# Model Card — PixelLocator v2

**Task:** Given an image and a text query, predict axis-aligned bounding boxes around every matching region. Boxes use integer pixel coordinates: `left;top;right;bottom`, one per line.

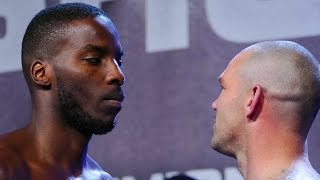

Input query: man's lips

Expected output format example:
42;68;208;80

103;99;123;107
101;91;125;109
102;89;125;102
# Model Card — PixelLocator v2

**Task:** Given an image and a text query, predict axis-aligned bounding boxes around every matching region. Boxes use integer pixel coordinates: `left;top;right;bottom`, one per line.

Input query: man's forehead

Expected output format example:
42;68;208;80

64;16;120;45
94;15;118;36
65;16;118;37
231;49;253;66
218;49;253;82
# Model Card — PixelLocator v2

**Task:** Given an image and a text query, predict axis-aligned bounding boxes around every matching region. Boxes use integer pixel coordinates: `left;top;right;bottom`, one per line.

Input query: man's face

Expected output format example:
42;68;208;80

52;16;125;136
211;51;250;157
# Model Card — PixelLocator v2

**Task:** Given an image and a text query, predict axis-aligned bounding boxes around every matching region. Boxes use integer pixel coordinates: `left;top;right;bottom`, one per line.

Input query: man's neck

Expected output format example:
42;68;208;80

239;129;306;180
24;114;91;175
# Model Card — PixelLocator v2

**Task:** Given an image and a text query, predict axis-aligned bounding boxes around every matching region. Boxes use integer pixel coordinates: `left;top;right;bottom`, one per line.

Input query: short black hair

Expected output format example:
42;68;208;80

21;3;109;84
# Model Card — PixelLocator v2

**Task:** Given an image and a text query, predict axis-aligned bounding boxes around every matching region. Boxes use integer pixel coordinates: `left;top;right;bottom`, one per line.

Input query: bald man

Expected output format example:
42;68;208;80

211;41;320;180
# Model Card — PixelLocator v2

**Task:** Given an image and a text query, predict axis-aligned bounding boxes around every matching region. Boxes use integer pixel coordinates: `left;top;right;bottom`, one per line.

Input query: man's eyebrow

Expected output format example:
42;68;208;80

81;44;124;58
80;44;108;53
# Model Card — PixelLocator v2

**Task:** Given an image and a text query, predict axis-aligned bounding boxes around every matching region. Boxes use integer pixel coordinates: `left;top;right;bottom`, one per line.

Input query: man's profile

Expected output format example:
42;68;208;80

211;41;320;180
0;3;124;179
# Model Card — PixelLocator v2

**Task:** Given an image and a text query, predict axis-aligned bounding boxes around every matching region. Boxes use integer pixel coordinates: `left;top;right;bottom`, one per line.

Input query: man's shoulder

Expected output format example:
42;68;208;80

0;146;23;179
0;132;23;161
0;134;30;179
0;156;10;180
0;142;20;164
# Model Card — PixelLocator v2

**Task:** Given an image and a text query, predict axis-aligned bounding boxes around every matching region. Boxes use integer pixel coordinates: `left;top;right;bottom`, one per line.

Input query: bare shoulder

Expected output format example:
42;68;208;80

0;152;10;180
0;133;30;179
0;146;21;179
79;155;112;180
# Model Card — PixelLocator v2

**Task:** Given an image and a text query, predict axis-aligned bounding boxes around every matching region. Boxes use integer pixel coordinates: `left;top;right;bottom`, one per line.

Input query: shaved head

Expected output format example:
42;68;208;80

237;41;320;134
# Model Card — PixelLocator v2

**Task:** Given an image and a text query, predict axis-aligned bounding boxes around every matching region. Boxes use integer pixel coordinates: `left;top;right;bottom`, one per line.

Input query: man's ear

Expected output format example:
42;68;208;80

245;85;262;120
30;60;51;89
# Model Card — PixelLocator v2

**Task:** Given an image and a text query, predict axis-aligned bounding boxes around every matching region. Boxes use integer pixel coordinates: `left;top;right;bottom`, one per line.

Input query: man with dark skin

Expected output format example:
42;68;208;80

211;41;320;180
0;3;124;179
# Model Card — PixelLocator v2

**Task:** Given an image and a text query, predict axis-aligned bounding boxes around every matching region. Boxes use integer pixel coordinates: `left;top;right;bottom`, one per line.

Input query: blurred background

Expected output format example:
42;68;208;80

0;0;320;179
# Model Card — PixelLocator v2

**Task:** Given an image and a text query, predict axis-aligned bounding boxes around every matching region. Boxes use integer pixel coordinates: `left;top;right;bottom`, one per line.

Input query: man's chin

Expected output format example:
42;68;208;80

91;125;115;135
88;119;116;135
210;137;219;151
211;138;236;158
66;117;117;136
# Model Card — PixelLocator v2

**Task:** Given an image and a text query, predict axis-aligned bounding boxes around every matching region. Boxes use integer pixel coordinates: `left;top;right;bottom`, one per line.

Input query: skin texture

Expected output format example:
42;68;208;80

211;41;320;180
0;15;124;179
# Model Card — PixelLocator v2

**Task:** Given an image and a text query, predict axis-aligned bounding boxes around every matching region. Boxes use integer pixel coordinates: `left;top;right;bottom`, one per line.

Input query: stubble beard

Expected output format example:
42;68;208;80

56;77;116;136
211;129;237;158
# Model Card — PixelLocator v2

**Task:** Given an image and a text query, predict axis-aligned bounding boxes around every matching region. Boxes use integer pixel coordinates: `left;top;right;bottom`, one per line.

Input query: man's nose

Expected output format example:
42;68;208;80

211;99;218;111
105;58;125;86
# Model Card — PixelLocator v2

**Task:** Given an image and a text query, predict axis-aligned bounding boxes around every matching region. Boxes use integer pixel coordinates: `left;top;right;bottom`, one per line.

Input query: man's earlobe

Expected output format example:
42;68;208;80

245;85;262;120
31;60;51;88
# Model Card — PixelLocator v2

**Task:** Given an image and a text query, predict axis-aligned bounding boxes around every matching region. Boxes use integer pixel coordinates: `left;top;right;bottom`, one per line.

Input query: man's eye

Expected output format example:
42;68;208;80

84;58;101;65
